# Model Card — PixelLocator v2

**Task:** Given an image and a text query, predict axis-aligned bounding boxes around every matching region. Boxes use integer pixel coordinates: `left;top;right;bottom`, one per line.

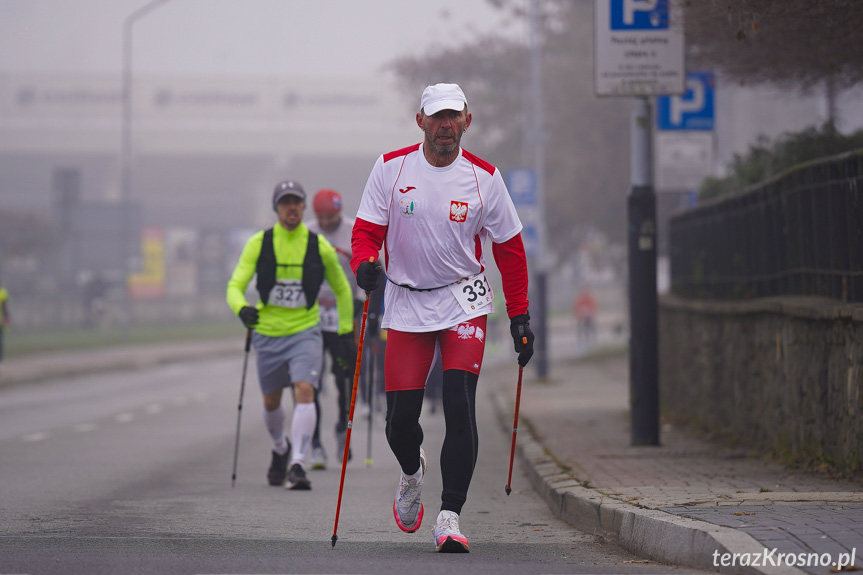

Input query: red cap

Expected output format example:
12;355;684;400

313;189;342;216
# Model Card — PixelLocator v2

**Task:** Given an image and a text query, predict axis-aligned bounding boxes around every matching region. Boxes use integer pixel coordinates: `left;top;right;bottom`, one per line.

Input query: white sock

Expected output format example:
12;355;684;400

404;464;423;483
290;402;317;467
263;406;288;454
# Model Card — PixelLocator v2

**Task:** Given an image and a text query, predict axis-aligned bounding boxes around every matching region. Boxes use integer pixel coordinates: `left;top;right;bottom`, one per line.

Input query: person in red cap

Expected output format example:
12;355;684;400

351;82;534;553
306;189;364;468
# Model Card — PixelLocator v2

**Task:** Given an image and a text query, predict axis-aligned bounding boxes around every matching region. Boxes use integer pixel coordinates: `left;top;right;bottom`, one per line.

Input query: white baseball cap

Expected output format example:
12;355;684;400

420;83;467;116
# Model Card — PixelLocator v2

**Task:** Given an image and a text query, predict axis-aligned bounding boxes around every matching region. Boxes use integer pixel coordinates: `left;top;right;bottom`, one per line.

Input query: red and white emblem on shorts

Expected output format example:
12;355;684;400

456;323;485;342
449;201;468;222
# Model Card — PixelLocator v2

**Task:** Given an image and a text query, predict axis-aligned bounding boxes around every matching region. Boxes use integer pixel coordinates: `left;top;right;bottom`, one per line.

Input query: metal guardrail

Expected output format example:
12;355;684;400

670;149;863;302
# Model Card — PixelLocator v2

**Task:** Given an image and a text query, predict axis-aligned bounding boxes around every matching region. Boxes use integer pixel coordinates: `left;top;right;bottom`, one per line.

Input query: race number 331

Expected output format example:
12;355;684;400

450;273;494;314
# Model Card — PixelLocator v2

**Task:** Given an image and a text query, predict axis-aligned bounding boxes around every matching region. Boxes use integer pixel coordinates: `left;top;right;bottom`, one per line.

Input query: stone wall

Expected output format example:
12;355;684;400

659;295;863;473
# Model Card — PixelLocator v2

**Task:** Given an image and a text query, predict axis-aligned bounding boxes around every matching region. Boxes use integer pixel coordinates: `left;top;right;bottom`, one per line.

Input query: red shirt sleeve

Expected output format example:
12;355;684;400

351;217;387;273
492;233;529;318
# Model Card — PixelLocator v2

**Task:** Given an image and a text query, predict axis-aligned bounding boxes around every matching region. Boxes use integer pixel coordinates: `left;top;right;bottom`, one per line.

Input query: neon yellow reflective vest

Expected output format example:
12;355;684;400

226;223;353;337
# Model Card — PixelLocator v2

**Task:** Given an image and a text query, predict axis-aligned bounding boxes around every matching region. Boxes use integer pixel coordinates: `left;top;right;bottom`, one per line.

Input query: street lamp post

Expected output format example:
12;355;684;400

120;0;172;327
528;0;549;379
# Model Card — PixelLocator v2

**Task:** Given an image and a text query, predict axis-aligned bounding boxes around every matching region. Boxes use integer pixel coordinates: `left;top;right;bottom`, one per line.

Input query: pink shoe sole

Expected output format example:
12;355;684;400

393;500;424;533
436;535;470;553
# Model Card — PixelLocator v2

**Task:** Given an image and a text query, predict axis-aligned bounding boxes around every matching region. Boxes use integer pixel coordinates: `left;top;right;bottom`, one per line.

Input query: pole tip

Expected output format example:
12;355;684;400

365;458;373;467
505;486;511;496
331;534;338;548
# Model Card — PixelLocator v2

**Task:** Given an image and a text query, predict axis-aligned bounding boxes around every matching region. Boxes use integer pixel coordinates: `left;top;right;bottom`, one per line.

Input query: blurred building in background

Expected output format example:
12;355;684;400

0;73;417;328
2;71;862;329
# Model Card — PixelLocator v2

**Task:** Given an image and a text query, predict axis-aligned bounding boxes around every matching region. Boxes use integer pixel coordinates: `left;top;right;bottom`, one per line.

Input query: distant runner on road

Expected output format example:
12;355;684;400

0;284;9;367
305;188;364;468
226;180;353;491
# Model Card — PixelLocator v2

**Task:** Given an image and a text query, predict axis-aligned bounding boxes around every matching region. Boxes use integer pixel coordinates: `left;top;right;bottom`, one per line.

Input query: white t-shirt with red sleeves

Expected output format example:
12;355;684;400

306;215;362;333
356;143;523;332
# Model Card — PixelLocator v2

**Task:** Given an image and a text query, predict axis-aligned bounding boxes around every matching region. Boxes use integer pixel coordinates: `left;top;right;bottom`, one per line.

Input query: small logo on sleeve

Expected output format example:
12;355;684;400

450;201;468;222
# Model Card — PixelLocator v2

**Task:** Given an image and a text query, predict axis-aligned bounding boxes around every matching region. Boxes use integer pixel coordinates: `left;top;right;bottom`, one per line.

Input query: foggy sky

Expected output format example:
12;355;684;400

0;0;521;78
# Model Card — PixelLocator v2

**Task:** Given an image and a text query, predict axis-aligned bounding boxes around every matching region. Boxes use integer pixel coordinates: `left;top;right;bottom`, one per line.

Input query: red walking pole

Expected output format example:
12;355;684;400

505;364;524;496
332;259;375;548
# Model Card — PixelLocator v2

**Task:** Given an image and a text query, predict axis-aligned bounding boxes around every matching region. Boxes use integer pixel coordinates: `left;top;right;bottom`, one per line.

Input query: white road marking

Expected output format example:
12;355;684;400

22;432;50;442
145;403;163;414
114;412;135;423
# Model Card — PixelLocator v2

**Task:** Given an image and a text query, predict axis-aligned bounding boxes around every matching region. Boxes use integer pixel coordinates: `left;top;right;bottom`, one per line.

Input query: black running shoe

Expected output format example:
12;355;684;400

286;463;311;490
267;439;291;486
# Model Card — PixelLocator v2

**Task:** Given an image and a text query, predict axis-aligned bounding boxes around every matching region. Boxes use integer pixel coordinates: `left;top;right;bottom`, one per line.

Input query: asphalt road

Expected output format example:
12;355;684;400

0;352;707;574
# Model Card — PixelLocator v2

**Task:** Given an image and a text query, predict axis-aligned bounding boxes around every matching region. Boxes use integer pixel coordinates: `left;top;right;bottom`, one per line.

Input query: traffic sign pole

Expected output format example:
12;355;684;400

629;96;659;446
595;0;681;447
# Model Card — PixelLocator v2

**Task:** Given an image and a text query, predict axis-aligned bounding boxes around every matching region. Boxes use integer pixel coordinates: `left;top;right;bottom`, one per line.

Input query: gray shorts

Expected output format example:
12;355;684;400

252;327;323;395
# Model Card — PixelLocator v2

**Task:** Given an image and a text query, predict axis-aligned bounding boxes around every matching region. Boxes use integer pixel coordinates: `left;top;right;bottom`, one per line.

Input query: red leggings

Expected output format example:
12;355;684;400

383;316;487;392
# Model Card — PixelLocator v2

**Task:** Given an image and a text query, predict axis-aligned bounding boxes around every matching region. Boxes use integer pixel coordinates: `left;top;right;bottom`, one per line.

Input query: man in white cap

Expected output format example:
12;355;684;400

350;83;535;552
227;180;354;491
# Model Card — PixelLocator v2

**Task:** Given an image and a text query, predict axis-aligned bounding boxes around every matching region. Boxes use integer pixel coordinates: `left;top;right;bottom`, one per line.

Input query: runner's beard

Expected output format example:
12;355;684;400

427;129;462;157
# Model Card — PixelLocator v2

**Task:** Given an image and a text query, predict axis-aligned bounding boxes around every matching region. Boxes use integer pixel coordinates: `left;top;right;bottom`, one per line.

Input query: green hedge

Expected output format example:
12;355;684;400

699;122;863;201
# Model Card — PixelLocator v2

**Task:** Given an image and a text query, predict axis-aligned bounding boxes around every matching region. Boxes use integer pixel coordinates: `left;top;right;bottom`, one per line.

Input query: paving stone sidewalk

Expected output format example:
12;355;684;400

486;351;862;575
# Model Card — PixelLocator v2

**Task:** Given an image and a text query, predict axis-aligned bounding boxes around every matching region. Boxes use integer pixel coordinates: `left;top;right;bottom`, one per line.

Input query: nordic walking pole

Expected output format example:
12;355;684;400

231;328;253;487
505;363;525;496
332;258;375;548
365;339;376;467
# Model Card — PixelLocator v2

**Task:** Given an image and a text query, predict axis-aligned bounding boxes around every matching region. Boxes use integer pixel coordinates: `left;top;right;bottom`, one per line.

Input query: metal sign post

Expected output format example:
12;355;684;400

595;0;685;446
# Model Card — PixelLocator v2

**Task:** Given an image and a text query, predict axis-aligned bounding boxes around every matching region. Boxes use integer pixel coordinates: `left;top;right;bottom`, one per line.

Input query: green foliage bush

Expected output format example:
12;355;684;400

699;122;863;201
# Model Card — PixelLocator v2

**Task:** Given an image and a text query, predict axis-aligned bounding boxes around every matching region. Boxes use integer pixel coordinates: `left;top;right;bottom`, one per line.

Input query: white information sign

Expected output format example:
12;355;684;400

594;0;685;97
655;131;714;192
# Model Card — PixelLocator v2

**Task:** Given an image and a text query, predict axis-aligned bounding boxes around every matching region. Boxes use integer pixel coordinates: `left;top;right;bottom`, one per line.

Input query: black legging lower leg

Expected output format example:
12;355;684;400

440;369;479;515
385;389;425;476
312;391;321;441
335;374;350;430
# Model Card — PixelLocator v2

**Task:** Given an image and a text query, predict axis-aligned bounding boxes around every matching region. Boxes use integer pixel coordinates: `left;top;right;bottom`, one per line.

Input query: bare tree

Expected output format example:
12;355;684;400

684;1;863;90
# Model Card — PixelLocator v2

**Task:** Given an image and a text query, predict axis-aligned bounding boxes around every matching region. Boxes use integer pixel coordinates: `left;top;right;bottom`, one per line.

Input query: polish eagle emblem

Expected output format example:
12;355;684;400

450;201;468;222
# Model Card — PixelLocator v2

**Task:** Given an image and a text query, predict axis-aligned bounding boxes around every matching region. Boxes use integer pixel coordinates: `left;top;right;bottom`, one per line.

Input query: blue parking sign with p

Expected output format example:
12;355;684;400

656;72;715;131
506;169;537;207
610;0;669;30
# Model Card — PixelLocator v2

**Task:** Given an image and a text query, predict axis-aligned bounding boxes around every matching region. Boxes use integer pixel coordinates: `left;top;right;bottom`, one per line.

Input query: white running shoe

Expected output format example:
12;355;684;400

433;510;470;553
309;441;327;470
392;447;427;533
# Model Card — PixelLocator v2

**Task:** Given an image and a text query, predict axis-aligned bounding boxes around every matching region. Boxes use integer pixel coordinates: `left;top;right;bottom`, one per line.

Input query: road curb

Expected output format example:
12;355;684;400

488;389;807;575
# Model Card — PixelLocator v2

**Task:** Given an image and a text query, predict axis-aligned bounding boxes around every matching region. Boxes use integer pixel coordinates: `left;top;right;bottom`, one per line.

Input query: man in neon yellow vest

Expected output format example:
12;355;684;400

227;180;354;490
0;285;8;366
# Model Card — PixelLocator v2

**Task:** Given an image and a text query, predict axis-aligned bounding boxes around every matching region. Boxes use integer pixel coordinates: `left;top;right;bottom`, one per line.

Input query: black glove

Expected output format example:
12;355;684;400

356;260;382;293
238;306;259;328
510;313;535;367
